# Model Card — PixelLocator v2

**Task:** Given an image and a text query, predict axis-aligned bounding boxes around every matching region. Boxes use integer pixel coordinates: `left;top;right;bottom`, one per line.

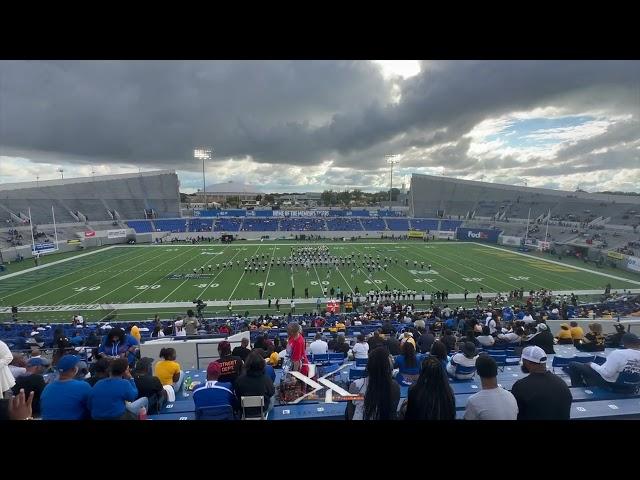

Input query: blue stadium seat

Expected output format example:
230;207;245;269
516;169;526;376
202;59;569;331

349;368;368;380
448;364;476;381
355;357;368;367
329;353;345;363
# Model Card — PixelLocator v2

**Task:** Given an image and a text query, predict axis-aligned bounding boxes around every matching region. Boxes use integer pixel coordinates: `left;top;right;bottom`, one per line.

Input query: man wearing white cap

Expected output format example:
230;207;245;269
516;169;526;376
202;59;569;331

484;312;496;335
511;346;572;420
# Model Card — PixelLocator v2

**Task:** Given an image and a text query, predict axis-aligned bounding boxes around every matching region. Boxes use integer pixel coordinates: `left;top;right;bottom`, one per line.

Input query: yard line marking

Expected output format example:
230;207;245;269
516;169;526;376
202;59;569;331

228;245;262;301
124;246;220;304
0;245;118;281
16;247;159;306
261;244;278;299
312;264;326;297
195;246;245;301
74;247;197;305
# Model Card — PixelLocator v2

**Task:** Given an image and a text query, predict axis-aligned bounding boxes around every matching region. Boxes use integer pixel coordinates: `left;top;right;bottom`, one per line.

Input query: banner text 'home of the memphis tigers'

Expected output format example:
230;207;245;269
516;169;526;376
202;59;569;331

456;228;501;243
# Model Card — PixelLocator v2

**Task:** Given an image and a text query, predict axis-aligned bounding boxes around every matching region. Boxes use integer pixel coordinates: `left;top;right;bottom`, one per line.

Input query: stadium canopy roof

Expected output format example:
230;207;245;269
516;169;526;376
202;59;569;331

0;169;176;192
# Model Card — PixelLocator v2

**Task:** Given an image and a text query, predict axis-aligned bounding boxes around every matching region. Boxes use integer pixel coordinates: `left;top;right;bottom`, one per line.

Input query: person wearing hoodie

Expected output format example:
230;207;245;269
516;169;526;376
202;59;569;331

555;323;574;344
234;350;275;417
98;327;139;366
525;323;555;354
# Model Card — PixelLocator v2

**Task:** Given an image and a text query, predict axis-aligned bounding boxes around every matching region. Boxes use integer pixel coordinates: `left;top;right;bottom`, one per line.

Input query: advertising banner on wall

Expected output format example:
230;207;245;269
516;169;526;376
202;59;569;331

107;229;127;239
84;230;96;238
607;251;625;260
456;228;501;243
627;256;640;272
500;235;522;246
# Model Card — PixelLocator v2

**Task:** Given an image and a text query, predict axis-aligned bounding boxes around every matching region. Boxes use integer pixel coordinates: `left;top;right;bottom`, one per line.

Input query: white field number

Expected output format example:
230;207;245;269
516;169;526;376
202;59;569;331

310;281;330;286
134;285;161;290
195;283;220;288
254;282;276;287
508;276;530;281
462;277;483;282
364;280;384;284
414;278;434;283
73;286;101;292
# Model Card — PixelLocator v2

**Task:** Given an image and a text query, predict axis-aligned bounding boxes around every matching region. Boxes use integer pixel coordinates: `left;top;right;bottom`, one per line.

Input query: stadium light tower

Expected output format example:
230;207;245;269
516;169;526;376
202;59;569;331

194;148;213;208
385;155;399;208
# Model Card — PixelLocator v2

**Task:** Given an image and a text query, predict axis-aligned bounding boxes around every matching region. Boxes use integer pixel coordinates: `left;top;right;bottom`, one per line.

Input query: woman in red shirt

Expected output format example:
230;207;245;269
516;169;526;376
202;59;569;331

287;322;309;376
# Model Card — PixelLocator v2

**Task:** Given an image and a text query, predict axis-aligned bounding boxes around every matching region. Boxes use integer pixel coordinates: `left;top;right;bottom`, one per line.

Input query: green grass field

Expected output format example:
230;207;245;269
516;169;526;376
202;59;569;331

1;240;639;323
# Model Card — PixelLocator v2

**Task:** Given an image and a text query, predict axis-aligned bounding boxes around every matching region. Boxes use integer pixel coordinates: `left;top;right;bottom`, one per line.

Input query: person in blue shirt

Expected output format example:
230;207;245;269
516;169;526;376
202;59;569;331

192;362;239;418
89;358;145;420
40;355;92;420
98;327;139;366
69;331;84;347
393;342;424;386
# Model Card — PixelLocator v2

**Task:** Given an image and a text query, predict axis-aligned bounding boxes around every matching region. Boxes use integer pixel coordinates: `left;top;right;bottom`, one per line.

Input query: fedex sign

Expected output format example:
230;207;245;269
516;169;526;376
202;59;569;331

456;228;501;243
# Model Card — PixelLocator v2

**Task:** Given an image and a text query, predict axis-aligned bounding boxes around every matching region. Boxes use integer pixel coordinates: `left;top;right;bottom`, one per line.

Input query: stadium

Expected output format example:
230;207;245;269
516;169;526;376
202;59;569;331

3;59;640;427
1;168;639;421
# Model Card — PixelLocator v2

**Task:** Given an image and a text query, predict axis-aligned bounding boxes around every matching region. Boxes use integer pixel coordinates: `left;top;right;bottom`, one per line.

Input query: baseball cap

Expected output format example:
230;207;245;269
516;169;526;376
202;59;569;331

27;357;50;367
521;346;547;364
536;323;548;331
57;355;81;372
207;361;222;377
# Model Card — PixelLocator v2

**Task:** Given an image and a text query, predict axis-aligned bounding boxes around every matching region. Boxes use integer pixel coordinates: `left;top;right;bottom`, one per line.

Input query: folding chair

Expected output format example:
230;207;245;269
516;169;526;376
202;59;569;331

349;368;368;381
488;353;507;372
241;396;266;420
355;357;368;367
449;364;476;381
329;353;345;363
313;353;330;365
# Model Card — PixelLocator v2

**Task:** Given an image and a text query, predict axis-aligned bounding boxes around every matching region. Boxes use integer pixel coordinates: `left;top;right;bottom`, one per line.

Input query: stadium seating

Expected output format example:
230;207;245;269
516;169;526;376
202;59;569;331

154;219;188;232
360;218;387;231
385;218;410;230
215;218;242;231
240;219;279;231
126;220;155;233
279;217;327;231
189;218;214;232
407;218;436;231
326;218;364;231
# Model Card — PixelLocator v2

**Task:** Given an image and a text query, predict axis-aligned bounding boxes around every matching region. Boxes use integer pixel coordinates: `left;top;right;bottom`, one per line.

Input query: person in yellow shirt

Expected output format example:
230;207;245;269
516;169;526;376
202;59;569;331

555;323;573;344
129;325;141;342
335;321;346;331
154;347;184;393
569;321;584;344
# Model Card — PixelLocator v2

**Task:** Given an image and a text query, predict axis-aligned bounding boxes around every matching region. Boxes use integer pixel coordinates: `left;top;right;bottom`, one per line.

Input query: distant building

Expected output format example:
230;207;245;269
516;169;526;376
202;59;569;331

193;181;263;203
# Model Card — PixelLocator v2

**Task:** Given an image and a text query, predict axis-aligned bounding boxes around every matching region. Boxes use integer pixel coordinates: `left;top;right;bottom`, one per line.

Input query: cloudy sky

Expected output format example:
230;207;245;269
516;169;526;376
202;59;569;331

1;60;639;193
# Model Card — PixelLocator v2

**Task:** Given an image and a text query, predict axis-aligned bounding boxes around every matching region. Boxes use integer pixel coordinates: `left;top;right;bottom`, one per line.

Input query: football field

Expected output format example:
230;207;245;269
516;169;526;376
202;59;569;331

1;240;639;323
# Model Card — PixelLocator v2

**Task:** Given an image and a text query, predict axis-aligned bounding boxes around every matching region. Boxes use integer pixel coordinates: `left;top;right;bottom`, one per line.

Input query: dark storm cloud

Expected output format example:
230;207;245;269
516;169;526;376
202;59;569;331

1;60;639;174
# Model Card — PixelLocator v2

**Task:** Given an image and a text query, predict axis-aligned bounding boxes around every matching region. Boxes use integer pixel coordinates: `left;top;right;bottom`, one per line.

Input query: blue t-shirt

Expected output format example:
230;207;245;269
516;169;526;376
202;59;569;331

98;335;139;364
394;354;424;375
40;379;92;420
89;378;138;419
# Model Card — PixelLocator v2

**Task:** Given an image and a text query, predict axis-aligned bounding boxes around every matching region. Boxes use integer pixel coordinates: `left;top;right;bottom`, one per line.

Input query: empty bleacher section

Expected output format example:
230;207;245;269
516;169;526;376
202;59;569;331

326;218;364;231
360;218;387;231
410;173;640;226
215;218;242;231
189;218;214;232
0;170;181;225
240;218;279;231
384;218;409;230
279;218;327;231
407;218;434;231
440;219;463;231
126;220;155;233
154;219;188;232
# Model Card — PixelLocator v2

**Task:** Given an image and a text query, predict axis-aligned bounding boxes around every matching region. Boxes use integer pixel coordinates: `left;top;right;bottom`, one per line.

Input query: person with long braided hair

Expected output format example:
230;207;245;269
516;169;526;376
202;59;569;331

349;347;400;420
404;355;455;420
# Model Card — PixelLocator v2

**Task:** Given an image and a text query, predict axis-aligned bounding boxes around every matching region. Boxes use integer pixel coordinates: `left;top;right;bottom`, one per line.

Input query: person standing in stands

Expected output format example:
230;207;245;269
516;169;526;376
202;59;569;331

40;355;92;420
511;346;572;420
286;322;310;376
464;355;518;420
234;351;276;417
216;341;243;386
11;358;47;417
567;333;640;391
89;358;145;420
403;356;455;420
349;346;400;420
154;348;185;394
231;338;252;362
0;339;16;399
